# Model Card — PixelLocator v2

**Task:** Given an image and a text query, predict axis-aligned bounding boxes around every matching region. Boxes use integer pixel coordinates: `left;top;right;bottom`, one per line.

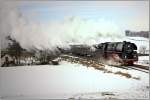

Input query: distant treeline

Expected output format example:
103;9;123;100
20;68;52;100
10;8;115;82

125;30;149;38
138;53;149;56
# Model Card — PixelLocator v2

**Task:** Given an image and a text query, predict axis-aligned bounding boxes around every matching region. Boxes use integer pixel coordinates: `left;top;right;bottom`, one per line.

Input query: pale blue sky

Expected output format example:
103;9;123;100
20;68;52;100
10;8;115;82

18;1;149;31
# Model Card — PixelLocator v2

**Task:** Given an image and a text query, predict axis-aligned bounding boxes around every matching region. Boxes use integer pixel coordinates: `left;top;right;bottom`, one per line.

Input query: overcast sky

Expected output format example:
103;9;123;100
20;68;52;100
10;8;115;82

19;1;149;31
0;0;149;49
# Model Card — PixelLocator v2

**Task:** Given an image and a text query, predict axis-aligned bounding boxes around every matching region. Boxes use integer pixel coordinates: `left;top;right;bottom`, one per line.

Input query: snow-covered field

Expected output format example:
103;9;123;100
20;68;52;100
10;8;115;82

135;56;149;66
0;36;149;99
0;61;149;99
0;1;149;99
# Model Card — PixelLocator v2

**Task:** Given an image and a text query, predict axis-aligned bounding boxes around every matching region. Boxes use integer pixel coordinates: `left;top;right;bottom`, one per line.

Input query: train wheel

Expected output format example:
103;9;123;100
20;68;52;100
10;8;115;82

127;61;133;66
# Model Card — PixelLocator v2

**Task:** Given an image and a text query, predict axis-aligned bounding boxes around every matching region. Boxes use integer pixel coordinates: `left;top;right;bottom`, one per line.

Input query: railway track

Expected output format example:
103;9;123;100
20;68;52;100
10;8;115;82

58;54;149;79
114;65;149;73
59;54;149;73
60;54;105;68
106;63;149;73
133;64;149;70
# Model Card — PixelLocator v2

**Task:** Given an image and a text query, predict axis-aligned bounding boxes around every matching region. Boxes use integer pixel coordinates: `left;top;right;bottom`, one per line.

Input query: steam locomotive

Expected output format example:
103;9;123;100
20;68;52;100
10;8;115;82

68;41;138;66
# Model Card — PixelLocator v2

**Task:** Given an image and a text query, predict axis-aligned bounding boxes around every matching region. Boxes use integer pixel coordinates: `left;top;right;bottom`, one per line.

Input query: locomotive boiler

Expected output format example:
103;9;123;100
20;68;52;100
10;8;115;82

94;41;138;65
68;41;138;66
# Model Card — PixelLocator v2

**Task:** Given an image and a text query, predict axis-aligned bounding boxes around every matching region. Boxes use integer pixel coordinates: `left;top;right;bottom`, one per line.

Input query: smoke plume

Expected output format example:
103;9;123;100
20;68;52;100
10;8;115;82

0;1;124;51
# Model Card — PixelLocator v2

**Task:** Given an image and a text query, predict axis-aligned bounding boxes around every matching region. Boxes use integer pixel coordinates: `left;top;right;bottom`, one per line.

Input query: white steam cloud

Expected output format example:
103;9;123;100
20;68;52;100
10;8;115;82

0;1;124;51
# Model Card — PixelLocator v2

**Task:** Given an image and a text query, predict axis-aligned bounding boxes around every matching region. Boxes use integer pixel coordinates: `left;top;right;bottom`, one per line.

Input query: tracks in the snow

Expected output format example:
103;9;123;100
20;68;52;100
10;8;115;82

112;64;149;73
133;64;149;70
59;54;149;74
60;54;105;69
59;55;141;79
112;65;149;73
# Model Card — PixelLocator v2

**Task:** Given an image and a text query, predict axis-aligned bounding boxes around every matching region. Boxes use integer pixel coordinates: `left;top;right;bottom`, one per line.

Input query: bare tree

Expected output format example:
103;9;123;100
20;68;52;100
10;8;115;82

6;35;23;65
139;45;147;54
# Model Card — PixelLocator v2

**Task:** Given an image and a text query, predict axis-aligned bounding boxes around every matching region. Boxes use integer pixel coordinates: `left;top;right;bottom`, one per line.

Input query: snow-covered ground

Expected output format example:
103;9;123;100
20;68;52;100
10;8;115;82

135;56;149;66
0;36;149;99
0;61;149;99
